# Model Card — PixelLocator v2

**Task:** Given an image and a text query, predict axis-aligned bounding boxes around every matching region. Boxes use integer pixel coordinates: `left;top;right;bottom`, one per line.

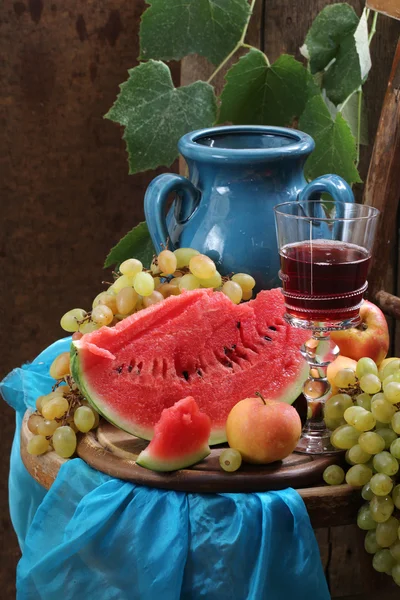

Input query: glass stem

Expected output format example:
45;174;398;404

297;331;341;454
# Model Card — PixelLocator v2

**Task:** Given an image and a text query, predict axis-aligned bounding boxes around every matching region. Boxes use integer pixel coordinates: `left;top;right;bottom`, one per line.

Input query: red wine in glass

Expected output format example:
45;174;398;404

279;239;371;321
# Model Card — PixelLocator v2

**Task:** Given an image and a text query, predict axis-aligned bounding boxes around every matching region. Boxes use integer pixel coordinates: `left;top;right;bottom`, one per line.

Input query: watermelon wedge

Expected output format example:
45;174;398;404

136;396;211;472
71;288;310;444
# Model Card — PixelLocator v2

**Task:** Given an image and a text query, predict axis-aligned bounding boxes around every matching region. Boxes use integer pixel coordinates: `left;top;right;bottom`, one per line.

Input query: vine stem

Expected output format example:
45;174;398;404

368;10;378;44
356;88;362;167
207;0;261;84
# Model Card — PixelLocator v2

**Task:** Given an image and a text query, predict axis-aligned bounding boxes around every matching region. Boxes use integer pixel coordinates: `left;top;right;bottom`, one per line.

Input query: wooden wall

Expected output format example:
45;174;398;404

0;0;399;597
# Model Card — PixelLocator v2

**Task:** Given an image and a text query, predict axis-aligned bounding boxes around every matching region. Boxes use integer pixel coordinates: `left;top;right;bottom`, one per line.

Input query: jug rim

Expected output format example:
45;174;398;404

178;125;315;164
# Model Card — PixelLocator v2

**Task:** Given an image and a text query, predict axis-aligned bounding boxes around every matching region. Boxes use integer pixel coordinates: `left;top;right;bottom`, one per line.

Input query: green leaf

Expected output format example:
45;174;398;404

139;0;251;65
299;95;361;185
104;222;155;269
218;50;320;126
301;4;371;105
105;61;217;174
324;91;368;146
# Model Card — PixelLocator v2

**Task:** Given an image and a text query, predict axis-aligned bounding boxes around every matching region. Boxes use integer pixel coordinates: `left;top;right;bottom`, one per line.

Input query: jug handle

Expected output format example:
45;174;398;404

144;173;200;251
298;174;354;204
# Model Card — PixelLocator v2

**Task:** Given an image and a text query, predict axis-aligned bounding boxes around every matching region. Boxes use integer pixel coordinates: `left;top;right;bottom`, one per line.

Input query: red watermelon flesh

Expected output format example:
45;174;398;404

136;396;211;471
71;288;310;444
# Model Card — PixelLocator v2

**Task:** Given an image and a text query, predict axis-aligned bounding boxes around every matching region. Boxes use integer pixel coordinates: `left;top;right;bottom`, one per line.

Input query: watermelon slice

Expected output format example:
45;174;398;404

136;396;211;472
71;288;310;444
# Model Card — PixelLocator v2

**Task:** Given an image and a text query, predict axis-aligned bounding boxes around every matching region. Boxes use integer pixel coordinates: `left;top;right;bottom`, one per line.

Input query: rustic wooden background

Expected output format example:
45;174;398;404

0;0;399;597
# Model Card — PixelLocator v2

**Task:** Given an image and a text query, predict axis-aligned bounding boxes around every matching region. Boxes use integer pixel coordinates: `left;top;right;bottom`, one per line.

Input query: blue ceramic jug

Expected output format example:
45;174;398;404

144;126;354;289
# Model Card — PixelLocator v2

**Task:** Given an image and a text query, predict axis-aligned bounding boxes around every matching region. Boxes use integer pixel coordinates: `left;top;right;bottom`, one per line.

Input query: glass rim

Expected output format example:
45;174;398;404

273;200;380;223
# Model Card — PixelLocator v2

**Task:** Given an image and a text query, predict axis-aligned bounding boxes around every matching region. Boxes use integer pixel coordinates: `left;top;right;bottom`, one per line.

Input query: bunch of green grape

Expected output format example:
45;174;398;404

322;357;400;588
26;352;99;459
59;248;256;335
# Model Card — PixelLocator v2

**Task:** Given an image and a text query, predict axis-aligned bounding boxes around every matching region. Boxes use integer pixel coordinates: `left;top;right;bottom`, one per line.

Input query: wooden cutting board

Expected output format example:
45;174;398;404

20;410;361;528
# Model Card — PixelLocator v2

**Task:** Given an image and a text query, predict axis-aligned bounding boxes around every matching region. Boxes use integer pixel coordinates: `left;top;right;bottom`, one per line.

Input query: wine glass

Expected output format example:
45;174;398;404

274;200;380;454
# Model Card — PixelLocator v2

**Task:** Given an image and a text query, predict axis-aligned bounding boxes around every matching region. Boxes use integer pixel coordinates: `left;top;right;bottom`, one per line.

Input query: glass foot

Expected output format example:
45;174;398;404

295;431;342;455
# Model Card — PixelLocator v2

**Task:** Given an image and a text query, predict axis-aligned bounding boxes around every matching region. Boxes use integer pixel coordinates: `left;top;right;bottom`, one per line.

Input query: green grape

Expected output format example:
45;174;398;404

391;412;400;434
384;382;400;405
358;431;386;454
60;308;87;332
356;357;378;379
74;406;96;433
231;273;256;292
157;283;180;298
219;448;242;472
392;564;400;587
52;426;77;458
378;428;398;449
392;484;400;509
189;254;216;280
324;416;346;431
383;373;400;395
324;394;353;420
119;258;143;277
42;396;69;420
242;289;253;301
27;434;50;455
333;368;357;389
322;464;345;485
344;406;376;432
179;274;201;291
390;539;400;562
91;305;114;326
371;392;385;403
360;374;382;395
79;320;100;334
345;449;355;465
370;473;394;496
27;413;44;434
356;393;372;411
371;397;396;423
134;272;155;297
361;482;374;501
357;504;377;530
390;438;400;459
375;420;387;429
364;530;381;554
348;444;372;464
331;424;360;449
370;495;394;523
142;291;164;308
158;250;177;275
37;419;60;436
372;548;396;573
116;287;138;315
200;271;222;289
345;464;372;487
173;247;200;269
375;516;399;547
373;451;399;476
92;291;117;314
222;281;243;304
109;274;135;294
379;358;400;381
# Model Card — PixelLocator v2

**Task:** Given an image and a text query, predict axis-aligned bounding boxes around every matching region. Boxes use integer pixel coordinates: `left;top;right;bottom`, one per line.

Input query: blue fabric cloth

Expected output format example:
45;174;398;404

1;339;330;600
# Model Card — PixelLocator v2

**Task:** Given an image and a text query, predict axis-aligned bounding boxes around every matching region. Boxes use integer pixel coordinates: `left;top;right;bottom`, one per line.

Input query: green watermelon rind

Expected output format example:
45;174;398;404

71;342;309;445
70;345;154;440
136;444;211;472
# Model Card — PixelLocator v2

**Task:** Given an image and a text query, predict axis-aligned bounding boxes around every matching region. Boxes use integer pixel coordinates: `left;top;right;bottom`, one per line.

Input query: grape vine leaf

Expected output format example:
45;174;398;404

104;222;155;269
139;0;251;66
301;4;371;105
323;91;368;146
299;95;361;185
218;50;320;126
105;61;217;174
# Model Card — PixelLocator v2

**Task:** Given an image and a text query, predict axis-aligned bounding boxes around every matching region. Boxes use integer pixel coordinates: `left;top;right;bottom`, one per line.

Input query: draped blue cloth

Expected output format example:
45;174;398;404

1;339;330;600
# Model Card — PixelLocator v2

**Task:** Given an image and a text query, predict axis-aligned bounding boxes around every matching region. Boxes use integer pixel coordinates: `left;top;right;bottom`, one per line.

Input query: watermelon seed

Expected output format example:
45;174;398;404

128;365;133;373
268;326;277;331
115;365;123;374
237;321;241;329
197;370;203;377
264;336;272;342
182;371;189;381
225;361;233;369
